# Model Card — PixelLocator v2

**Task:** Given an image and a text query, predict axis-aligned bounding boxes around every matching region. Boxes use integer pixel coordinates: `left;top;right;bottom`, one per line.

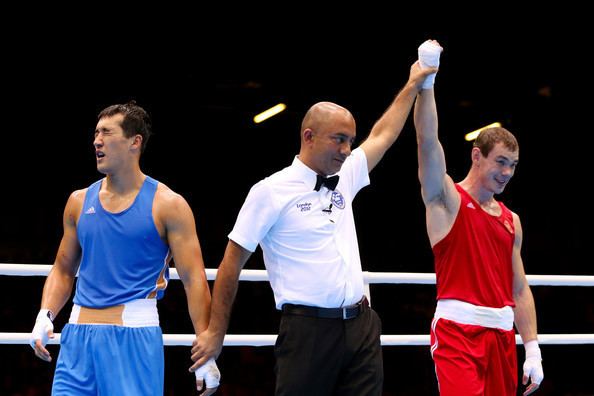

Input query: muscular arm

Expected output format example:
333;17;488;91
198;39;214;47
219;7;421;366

511;213;538;343
41;190;83;316
360;61;435;172
32;190;83;361
511;213;543;395
190;240;252;369
414;88;446;204
160;189;212;337
413;88;459;246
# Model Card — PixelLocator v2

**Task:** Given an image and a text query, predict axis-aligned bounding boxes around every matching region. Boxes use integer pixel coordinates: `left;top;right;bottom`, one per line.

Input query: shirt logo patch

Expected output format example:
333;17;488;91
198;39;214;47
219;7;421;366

466;202;476;209
296;202;312;212
503;219;514;234
85;206;96;214
331;191;345;209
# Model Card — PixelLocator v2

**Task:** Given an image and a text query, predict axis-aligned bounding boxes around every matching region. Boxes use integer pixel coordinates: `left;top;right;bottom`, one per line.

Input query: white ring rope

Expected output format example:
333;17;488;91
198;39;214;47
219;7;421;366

2;264;594;286
2;333;594;346
2;263;593;345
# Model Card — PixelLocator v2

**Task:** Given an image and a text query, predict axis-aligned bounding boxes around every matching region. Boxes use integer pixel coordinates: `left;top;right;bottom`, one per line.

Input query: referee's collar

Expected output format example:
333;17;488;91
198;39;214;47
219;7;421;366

291;156;330;191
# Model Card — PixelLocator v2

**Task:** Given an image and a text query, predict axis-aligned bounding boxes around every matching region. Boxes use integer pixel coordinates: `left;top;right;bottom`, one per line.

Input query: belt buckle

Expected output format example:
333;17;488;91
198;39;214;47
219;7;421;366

342;307;349;320
342;305;357;320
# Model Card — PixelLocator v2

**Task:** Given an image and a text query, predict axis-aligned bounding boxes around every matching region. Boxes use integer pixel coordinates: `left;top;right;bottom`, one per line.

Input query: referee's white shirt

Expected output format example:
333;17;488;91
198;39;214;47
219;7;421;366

229;147;370;309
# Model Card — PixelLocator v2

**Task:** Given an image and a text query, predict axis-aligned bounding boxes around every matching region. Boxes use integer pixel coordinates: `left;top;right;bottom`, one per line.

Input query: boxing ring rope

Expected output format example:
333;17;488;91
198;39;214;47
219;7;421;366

2;263;593;346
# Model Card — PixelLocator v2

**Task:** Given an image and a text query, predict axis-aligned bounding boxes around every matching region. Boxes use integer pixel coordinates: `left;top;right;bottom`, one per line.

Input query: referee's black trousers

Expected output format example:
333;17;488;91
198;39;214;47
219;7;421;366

274;302;383;395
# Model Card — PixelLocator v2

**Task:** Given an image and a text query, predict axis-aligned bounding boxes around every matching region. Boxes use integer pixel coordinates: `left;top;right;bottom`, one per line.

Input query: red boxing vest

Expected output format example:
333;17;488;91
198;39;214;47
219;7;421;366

432;184;515;308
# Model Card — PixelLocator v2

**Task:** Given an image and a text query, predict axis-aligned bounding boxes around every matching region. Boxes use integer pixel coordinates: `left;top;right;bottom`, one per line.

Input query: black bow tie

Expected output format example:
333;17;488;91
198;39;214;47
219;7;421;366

314;174;339;191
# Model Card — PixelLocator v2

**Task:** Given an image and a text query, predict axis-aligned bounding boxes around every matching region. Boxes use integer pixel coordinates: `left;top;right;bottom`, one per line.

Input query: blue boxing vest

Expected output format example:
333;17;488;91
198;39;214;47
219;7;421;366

74;176;170;308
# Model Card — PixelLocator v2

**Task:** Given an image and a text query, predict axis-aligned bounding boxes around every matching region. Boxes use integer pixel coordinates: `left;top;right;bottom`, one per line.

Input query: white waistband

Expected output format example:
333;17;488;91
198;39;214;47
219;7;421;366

69;299;159;327
434;299;514;331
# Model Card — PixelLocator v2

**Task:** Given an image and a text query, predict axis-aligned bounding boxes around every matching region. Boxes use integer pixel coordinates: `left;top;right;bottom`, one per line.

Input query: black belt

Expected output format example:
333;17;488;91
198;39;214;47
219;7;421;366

282;296;369;320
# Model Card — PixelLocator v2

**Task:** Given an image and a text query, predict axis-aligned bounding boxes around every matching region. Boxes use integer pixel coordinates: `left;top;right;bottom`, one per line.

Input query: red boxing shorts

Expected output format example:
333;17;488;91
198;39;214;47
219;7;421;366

431;317;517;395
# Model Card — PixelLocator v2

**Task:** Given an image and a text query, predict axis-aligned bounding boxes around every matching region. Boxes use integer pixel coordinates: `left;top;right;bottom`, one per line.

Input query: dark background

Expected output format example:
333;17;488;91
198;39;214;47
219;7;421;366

1;7;592;396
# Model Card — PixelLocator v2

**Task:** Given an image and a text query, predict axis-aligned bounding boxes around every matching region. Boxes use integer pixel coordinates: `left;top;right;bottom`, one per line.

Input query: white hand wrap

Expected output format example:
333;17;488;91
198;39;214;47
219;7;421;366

30;309;54;349
194;358;221;389
418;40;443;89
523;340;544;385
